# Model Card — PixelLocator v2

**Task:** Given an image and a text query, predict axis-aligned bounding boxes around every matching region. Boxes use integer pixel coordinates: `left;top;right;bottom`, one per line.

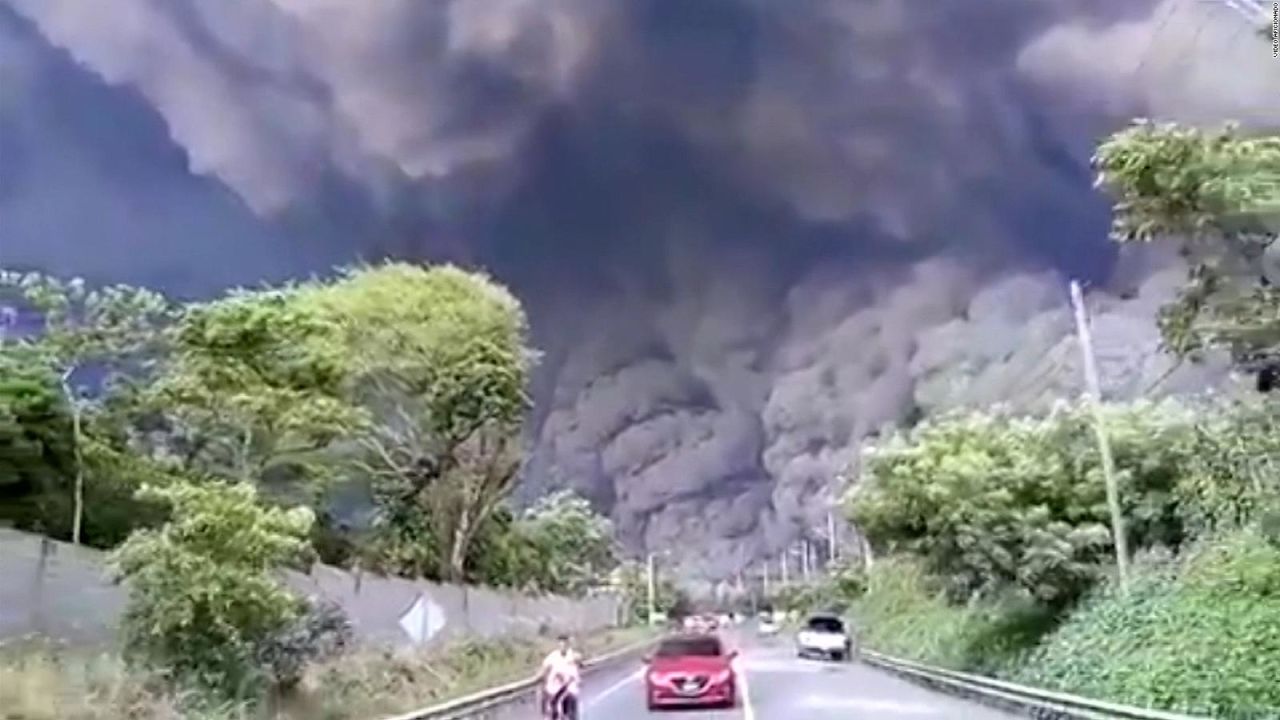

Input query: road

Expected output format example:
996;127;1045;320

512;633;1020;720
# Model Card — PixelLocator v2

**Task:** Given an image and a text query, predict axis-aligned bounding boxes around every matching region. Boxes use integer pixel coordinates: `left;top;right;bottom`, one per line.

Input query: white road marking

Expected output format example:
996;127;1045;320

584;667;643;708
737;658;757;720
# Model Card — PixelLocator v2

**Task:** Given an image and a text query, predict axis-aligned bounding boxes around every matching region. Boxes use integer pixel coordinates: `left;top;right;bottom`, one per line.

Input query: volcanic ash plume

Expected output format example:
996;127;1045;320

0;0;1255;577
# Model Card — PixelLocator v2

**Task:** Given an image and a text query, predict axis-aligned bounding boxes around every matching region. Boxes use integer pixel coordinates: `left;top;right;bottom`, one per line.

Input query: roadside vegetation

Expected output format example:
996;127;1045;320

761;122;1280;717
760;396;1280;717
0;626;650;720
0;262;640;716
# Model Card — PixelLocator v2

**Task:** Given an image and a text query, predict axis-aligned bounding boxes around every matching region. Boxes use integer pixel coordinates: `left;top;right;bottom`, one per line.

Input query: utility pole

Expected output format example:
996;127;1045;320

780;550;789;585
827;511;838;565
801;541;812;582
646;552;657;625
0;306;14;346
1069;280;1131;595
762;559;770;598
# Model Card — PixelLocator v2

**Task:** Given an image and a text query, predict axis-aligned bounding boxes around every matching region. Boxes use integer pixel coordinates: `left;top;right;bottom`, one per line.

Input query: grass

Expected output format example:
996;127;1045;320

0;645;245;720
279;626;652;720
850;532;1280;718
1009;531;1280;718
0;626;652;720
849;558;1008;670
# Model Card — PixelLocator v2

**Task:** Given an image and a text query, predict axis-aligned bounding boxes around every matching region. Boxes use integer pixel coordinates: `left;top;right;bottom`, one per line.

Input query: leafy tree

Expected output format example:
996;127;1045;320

323;264;532;582
0;354;73;530
0;351;178;545
464;505;544;589
461;492;620;596
512;490;617;595
111;481;314;696
0;270;176;543
1092;121;1280;365
1175;397;1280;534
151;288;366;488
849;400;1199;605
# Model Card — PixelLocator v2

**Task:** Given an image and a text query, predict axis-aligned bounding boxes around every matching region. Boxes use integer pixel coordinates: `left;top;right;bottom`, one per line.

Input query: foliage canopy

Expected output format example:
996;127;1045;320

111;482;314;695
849;400;1203;605
1093;121;1280;363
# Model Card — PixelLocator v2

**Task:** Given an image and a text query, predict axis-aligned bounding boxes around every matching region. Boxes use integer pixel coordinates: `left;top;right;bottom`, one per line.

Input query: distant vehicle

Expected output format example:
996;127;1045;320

796;613;854;661
644;634;738;710
757;611;779;637
682;615;711;633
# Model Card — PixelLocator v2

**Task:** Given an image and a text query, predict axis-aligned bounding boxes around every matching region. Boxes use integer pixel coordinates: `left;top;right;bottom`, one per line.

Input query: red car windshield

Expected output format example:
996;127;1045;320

655;636;723;657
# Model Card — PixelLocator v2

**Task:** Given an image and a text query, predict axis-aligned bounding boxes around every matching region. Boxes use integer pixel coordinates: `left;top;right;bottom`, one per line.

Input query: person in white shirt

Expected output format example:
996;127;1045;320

539;634;582;718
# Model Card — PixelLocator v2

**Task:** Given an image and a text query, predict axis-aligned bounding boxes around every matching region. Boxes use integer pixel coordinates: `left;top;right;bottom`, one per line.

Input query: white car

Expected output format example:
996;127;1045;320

796;614;854;661
757;614;780;637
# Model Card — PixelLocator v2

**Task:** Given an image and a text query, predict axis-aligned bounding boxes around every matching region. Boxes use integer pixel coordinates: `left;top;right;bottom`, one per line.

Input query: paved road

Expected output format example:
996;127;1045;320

521;633;1020;720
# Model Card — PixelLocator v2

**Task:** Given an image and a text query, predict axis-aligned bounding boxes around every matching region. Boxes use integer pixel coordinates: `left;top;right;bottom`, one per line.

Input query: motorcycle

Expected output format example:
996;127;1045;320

542;673;580;720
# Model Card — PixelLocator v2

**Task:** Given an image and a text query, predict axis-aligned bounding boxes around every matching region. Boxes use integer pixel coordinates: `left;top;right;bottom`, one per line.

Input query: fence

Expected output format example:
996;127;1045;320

0;528;620;649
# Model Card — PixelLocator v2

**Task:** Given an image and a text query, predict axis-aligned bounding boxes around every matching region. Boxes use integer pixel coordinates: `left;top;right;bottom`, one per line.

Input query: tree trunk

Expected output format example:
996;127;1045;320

61;372;85;546
448;512;472;582
240;425;253;482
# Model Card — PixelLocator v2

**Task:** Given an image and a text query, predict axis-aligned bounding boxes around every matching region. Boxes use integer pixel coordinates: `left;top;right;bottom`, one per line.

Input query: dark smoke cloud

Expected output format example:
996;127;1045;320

1;0;1262;577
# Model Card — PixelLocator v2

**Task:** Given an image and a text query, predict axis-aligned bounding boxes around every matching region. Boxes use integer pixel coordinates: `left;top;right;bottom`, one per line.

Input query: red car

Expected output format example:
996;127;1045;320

644;634;738;710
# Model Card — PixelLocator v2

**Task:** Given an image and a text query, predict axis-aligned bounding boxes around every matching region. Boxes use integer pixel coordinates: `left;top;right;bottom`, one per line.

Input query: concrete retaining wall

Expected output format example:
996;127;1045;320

0;528;620;649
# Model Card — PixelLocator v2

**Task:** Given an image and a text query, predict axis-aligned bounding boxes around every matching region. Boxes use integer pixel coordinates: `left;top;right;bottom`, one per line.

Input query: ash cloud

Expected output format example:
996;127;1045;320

1020;0;1280;127
0;0;1261;577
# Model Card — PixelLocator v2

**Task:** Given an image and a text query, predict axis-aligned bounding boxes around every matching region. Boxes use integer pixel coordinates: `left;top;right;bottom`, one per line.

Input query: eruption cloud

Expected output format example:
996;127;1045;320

0;0;1265;577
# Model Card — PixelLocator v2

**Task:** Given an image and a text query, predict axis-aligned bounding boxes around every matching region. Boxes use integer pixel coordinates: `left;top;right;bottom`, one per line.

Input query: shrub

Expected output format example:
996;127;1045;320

0;647;249;720
256;599;354;691
1177;398;1280;535
111;481;314;697
851;558;995;669
1012;530;1280;717
850;401;1198;607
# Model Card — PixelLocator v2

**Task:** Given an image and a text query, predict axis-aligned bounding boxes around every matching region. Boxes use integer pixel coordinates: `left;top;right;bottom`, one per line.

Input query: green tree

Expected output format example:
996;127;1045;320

152;288;366;489
111;481;314;696
322;264;533;582
1175;397;1280;534
1093;121;1280;364
514;490;618;595
849;400;1198;605
0;353;73;530
0;270;176;543
464;505;544;589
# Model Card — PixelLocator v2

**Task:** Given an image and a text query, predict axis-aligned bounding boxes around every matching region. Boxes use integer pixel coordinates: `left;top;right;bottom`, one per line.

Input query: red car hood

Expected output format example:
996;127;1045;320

649;656;733;675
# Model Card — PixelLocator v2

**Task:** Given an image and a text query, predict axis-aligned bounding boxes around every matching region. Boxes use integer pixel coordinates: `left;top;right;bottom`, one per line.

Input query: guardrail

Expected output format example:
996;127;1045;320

860;650;1212;720
381;635;655;720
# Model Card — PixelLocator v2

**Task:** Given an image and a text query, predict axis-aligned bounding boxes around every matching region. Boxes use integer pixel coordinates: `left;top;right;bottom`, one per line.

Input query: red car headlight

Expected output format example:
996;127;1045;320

710;668;733;685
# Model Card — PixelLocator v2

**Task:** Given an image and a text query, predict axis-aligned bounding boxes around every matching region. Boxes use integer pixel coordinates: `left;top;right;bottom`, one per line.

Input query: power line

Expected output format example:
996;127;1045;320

1132;0;1187;79
1207;0;1266;22
1133;0;1256;83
